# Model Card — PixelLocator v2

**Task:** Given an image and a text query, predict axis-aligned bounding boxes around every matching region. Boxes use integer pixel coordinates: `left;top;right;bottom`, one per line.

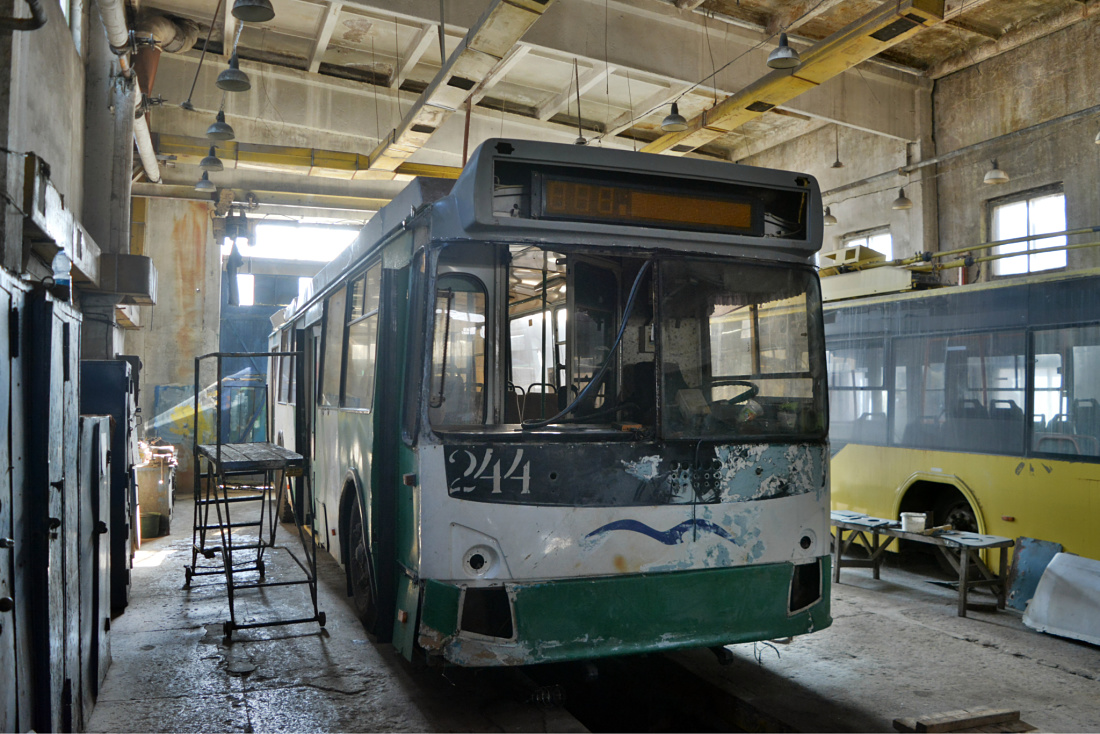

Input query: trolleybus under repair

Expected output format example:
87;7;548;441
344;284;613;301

270;138;832;666
825;268;1100;565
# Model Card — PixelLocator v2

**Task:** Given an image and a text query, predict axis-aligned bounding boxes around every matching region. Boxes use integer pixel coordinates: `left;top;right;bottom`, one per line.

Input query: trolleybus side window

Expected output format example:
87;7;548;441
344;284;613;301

827;341;887;446
429;274;487;425
320;285;348;407
893;332;1026;454
277;329;295;405
344;263;381;410
1032;325;1100;457
659;261;823;439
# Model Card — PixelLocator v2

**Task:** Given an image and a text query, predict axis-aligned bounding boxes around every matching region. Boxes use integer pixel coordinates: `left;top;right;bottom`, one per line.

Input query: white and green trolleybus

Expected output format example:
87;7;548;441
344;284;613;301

269;138;831;666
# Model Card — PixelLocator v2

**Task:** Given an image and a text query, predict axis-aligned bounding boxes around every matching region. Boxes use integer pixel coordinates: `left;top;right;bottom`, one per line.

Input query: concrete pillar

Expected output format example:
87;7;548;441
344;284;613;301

83;3;136;258
81;293;125;359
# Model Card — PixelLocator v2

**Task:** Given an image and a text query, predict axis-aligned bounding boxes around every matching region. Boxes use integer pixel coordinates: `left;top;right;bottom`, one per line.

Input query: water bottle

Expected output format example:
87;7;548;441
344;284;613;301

51;250;71;300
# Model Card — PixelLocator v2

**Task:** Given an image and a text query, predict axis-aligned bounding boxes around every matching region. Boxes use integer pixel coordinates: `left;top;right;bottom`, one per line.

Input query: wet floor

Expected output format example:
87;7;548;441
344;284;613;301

86;495;584;733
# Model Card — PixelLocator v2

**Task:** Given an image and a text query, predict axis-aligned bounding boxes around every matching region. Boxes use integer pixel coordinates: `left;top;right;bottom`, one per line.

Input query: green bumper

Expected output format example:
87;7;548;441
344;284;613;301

417;558;831;666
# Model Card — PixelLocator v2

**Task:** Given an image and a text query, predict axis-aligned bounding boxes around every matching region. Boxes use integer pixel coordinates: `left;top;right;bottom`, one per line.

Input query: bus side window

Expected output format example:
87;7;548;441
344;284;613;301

1033;326;1100;457
320;286;348;407
344;264;381;410
429;274;487;426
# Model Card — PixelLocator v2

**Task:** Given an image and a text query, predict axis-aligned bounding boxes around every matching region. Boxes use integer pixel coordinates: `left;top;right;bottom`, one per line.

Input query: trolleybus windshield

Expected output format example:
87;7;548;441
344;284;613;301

428;242;826;440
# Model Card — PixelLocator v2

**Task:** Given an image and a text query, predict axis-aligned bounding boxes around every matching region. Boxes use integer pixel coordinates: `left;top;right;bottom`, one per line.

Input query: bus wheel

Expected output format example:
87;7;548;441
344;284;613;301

937;498;978;533
934;498;979;574
348;498;380;635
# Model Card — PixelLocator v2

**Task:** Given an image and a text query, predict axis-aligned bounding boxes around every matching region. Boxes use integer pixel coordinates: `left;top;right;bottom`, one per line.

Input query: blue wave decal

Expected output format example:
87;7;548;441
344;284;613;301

585;519;738;546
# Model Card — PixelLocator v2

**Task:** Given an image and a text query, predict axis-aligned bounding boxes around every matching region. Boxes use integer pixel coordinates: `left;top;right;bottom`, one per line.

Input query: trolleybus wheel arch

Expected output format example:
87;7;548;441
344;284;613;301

347;494;381;636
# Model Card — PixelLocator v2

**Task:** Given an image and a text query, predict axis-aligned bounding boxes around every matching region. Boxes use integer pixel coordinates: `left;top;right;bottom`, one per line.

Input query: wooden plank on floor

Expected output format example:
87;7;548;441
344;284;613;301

895;708;1023;733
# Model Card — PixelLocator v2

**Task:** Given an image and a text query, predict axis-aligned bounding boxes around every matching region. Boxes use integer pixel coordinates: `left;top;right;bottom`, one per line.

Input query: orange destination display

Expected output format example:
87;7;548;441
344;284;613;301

540;177;757;234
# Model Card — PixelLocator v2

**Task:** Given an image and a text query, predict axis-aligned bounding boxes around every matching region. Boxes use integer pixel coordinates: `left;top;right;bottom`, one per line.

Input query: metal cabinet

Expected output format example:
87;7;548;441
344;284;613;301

24;290;82;732
0;273;25;732
78;416;112;727
80;359;138;615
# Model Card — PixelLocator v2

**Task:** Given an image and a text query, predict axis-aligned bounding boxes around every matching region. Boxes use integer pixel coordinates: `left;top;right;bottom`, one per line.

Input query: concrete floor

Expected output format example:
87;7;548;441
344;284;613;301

87;496;585;733
88;495;1100;733
669;554;1100;732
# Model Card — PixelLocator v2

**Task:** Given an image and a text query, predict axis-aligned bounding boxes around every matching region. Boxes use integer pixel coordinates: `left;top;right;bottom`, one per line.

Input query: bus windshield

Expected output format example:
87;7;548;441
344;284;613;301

427;243;825;440
660;260;823;439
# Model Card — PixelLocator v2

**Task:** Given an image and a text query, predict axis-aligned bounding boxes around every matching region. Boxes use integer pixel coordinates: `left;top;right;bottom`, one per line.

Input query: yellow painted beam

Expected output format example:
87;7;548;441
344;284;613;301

642;0;945;156
156;134;463;180
130;197;147;256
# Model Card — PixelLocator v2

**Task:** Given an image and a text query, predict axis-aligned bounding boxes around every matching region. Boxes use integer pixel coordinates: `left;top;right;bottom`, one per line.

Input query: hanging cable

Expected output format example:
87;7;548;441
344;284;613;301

522;259;654;430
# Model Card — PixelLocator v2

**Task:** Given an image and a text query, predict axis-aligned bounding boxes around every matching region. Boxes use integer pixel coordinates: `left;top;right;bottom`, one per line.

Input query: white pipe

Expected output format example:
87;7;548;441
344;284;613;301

133;102;162;184
96;0;129;49
96;0;162;183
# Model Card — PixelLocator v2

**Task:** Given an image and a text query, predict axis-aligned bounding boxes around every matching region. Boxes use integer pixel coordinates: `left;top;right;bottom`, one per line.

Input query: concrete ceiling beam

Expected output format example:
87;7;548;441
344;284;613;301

945;18;1002;40
928;0;1099;78
308;1;344;74
602;82;691;138
767;0;847;35
364;0;558;177
470;43;531;104
535;63;615;121
391;22;436;88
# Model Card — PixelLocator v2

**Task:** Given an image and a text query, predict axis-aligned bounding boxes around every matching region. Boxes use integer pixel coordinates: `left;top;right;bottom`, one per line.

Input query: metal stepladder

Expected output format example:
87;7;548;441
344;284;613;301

184;351;324;641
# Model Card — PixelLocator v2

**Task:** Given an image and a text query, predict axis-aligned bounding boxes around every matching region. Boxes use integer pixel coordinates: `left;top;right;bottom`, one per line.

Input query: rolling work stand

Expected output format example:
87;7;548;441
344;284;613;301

184;351;324;641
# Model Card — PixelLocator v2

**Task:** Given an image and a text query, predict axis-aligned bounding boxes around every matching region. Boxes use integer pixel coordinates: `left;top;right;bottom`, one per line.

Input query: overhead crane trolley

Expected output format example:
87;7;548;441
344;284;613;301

185;350;325;641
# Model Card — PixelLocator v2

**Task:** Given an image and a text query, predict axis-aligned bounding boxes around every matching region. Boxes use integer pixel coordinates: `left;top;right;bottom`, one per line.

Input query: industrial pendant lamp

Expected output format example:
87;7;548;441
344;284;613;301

661;102;688;132
891;188;913;210
823;206;837;226
831;127;844;168
767;32;801;70
216;55;251;92
574;135;587;145
195;171;216;192
983;159;1010;185
231;0;275;23
206;110;235;141
199;146;224;172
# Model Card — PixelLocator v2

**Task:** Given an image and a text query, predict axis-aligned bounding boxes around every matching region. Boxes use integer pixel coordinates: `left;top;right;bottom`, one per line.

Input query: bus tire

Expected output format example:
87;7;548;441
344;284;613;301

934;497;979;574
348;496;380;635
936;498;978;533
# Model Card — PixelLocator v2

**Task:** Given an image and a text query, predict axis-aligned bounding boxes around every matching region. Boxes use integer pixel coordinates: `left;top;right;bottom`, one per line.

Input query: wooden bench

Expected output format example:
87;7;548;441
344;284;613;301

831;510;1014;618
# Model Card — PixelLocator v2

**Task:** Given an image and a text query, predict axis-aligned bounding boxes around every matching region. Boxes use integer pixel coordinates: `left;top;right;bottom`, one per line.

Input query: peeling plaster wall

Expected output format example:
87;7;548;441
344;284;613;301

7;0;86;215
124;198;221;481
933;15;1100;277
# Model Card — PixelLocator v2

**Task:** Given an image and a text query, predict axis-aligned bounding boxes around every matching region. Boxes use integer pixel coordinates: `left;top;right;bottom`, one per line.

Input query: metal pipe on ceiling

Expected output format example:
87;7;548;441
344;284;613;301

95;0;162;183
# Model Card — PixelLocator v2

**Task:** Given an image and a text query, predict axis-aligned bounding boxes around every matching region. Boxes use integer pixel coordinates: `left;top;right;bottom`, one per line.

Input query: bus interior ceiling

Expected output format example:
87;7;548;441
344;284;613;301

8;0;1100;730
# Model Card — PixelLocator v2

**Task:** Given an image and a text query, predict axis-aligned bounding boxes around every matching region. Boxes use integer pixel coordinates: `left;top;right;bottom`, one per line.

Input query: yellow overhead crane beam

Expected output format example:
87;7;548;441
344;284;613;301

642;0;945;156
156;135;463;181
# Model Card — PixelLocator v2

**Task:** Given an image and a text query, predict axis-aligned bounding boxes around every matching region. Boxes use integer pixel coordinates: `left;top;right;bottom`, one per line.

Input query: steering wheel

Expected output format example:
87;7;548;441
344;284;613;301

709;379;759;405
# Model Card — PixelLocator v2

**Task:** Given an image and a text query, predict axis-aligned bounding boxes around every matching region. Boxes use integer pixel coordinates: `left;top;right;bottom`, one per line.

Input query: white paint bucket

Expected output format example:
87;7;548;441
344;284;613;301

901;512;927;532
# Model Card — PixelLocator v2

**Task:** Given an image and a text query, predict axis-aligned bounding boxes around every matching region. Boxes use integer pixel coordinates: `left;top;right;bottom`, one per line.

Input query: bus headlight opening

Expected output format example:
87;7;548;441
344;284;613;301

464;545;498;576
